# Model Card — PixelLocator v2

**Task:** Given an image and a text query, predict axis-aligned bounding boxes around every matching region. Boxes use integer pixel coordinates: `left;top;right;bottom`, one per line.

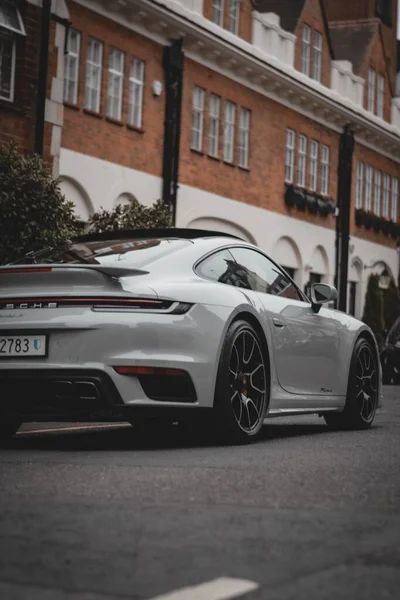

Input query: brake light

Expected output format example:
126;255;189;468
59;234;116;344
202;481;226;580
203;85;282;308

0;267;52;274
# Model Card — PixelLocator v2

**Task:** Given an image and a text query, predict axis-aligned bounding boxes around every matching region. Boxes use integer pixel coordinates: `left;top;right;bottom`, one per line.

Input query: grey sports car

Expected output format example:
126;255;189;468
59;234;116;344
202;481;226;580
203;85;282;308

0;229;381;444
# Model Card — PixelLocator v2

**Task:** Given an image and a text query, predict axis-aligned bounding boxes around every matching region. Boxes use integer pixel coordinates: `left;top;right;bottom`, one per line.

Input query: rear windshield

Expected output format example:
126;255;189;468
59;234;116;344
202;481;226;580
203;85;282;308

34;238;191;269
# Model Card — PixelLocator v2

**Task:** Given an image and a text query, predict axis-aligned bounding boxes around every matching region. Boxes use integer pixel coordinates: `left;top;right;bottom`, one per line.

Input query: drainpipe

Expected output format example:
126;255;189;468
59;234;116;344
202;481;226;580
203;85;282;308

337;125;355;312
162;39;184;225
34;0;51;156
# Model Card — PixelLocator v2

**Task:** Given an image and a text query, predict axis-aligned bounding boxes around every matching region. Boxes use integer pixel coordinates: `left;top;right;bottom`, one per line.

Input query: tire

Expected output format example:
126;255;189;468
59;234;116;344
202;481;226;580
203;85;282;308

213;320;269;444
0;419;21;444
324;338;378;431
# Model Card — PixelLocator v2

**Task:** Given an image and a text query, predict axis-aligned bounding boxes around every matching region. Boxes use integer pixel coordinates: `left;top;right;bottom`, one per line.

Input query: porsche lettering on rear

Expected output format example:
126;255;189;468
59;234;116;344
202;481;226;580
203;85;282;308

0;302;58;310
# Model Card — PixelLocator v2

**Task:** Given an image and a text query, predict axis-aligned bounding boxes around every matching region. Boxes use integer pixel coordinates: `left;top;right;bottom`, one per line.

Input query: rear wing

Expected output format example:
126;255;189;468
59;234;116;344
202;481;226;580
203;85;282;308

0;264;148;279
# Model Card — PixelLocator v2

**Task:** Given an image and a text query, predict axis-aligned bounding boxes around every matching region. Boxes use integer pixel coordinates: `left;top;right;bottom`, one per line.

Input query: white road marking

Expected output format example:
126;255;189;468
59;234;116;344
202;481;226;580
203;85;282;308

17;423;128;436
147;577;259;600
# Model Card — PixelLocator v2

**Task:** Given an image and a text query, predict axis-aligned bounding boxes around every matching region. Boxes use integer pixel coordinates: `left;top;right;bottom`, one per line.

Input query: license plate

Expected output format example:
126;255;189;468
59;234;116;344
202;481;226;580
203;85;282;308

0;335;47;357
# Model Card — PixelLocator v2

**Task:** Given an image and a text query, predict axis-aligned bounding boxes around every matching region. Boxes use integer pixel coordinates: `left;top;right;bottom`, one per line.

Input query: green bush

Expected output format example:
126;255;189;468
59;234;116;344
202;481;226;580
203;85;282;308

89;198;172;233
0;143;79;265
362;274;385;341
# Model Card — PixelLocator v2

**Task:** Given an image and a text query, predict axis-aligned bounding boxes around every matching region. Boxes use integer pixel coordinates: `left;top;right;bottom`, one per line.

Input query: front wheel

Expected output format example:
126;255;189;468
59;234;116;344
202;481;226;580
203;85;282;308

213;320;269;444
325;338;378;430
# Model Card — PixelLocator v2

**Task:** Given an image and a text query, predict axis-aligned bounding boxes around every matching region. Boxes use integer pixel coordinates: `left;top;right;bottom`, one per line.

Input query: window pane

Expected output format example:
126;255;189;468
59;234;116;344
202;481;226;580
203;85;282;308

129;57;144;128
285;129;295;183
374;170;381;215
85;39;103;112
0;4;24;34
208;94;220;157
238;108;250;168
212;0;224;27
64;29;80;104
391;177;399;222
321;145;329;195
196;249;237;284
356;161;364;209
297;135;307;187
302;25;311;76
368;68;376;112
383;174;390;218
107;48;124;120
313;32;322;82
191;86;204;151
228;0;240;34
377;74;384;118
224;101;236;162
309;140;318;191
229;248;302;300
365;165;373;211
0;32;14;101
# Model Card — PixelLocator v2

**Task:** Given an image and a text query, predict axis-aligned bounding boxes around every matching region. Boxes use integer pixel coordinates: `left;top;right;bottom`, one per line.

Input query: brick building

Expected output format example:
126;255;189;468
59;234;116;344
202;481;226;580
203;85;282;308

1;0;400;318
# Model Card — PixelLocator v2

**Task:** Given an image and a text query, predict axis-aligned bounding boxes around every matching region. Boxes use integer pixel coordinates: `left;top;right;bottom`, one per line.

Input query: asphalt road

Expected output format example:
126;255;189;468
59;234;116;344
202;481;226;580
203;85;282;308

0;388;399;600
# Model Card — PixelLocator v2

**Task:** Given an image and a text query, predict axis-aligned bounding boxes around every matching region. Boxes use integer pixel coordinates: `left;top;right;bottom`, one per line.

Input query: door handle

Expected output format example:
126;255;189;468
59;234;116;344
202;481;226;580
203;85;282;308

273;318;286;328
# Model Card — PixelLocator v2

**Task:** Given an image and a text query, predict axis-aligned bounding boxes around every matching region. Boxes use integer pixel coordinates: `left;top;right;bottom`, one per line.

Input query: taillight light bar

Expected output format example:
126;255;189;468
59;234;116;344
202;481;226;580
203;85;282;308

0;298;193;314
113;366;186;377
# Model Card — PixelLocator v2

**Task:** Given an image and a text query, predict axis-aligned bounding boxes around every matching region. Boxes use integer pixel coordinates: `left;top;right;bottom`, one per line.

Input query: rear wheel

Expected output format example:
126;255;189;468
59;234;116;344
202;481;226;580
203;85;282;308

0;419;21;444
325;338;378;430
213;320;269;444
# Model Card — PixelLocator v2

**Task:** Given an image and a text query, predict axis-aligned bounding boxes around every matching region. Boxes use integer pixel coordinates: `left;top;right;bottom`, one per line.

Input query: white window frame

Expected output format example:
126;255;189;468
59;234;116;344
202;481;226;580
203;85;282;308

64;28;80;105
208;94;220;157
224;100;236;163
238;107;250;168
320;144;330;195
309;140;318;191
212;0;224;27
85;38;103;113
313;31;322;82
297;134;307;187
285;129;295;184
356;161;364;209
107;48;124;121
374;169;382;215
0;31;16;102
368;68;376;113
377;74;384;119
301;25;311;76
383;174;390;218
391;177;399;222
191;86;205;151
128;57;144;129
0;4;26;35
228;0;240;35
365;165;373;211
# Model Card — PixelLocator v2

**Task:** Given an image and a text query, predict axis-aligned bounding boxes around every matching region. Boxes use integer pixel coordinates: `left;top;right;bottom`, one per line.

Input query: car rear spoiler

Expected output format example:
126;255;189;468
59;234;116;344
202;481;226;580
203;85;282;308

0;264;149;279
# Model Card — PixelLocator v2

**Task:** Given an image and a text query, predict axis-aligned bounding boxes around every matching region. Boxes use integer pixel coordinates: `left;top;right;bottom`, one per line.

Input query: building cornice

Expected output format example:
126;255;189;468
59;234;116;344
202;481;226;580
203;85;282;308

74;0;400;162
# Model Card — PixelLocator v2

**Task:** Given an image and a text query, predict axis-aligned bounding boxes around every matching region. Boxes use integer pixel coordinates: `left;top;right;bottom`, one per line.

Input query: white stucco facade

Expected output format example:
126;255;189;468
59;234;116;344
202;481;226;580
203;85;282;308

59;149;398;319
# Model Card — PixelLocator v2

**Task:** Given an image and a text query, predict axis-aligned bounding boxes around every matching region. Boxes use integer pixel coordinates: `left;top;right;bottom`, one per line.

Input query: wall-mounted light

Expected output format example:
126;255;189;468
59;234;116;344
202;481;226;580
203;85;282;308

152;81;163;97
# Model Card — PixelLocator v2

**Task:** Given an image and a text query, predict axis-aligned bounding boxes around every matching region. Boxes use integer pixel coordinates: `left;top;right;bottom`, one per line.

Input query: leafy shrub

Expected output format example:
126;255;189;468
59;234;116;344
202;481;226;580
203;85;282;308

362;274;385;342
0;143;79;264
89;198;172;233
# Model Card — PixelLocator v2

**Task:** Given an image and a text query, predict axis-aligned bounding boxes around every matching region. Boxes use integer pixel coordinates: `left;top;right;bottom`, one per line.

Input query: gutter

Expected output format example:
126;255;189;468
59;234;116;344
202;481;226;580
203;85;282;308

34;0;52;156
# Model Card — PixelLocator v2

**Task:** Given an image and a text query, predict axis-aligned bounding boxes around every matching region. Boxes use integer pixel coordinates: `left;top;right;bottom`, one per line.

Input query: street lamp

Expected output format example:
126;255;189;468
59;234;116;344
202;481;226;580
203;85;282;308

364;262;391;289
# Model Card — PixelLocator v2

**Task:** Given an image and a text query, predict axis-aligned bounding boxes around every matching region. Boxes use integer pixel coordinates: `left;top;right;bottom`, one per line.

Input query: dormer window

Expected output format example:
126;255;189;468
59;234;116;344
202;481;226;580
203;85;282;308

301;25;323;83
0;2;26;102
212;0;224;27
228;0;240;35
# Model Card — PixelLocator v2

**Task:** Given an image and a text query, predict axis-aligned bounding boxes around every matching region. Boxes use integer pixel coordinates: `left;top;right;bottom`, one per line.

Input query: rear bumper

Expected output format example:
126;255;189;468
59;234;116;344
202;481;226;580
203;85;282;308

1;368;201;421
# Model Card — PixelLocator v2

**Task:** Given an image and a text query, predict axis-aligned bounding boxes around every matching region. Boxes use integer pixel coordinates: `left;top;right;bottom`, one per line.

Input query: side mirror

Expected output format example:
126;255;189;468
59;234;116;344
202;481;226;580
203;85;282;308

311;283;338;313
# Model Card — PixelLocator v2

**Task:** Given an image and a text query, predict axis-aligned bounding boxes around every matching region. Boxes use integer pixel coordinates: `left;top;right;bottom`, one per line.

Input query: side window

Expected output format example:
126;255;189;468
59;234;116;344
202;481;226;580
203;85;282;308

229;248;303;301
196;249;238;285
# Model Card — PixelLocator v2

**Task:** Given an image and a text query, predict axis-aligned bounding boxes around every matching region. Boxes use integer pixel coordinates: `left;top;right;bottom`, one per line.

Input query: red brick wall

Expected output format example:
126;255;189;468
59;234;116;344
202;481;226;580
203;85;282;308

0;1;41;156
62;2;165;178
294;0;332;88
180;57;338;230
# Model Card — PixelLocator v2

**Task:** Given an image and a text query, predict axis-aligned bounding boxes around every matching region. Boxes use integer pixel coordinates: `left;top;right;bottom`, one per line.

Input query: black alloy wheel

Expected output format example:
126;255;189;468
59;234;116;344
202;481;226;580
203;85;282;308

214;320;269;444
325;338;378;430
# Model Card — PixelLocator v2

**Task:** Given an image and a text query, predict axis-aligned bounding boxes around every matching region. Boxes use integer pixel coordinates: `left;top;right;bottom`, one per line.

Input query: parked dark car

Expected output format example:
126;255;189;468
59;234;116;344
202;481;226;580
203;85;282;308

380;317;400;384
